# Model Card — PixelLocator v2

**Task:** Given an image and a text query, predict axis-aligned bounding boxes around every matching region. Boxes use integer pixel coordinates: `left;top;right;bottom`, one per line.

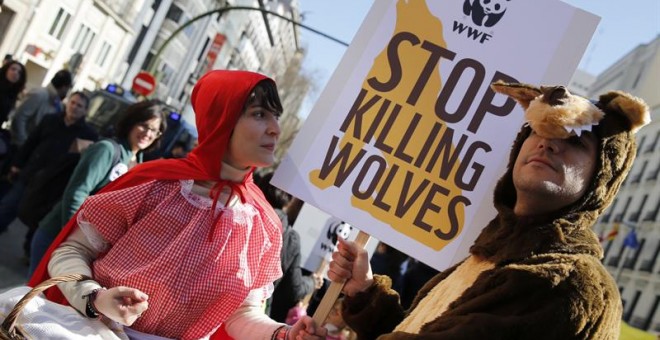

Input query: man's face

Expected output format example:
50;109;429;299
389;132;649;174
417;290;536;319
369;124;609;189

57;85;71;100
64;94;88;122
512;130;598;215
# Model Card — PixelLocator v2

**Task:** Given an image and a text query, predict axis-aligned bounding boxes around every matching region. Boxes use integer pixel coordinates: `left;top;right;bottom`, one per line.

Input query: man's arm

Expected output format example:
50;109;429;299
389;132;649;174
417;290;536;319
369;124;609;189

11;114;47;169
10;89;47;146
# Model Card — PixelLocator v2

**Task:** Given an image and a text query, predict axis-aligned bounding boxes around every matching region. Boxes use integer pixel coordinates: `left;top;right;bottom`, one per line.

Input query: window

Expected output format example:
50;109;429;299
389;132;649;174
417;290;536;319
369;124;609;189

631;161;648;184
636;136;646;154
48;8;71;40
643;199;660;222
607;241;626;267
642;296;659;330
160;62;174;85
614;196;632;222
95;41;112;67
629;195;648;222
601;199;617;223
623;238;645;269
632;67;644;89
166;4;183;23
182;14;195;38
646;163;660;181
71;24;96;53
645;131;659;153
639;239;659;272
624;291;641;322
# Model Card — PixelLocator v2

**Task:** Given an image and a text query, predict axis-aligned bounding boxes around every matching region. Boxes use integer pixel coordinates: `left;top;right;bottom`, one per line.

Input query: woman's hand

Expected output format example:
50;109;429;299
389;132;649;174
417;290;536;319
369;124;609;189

289;316;327;339
327;237;374;297
94;286;149;326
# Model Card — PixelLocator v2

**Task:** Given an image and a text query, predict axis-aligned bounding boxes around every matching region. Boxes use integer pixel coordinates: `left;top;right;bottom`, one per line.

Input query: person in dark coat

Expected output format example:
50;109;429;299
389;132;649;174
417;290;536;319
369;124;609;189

255;171;323;323
0;60;26;124
0;60;26;163
0;91;97;235
9;69;72;147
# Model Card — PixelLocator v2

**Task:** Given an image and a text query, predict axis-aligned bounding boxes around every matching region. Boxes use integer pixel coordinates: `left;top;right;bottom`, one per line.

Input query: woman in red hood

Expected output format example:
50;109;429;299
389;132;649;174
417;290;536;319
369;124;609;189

28;70;326;340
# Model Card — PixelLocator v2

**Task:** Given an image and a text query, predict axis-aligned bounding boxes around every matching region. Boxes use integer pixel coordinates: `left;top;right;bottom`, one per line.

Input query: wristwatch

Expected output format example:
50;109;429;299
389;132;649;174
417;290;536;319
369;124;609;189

84;288;104;319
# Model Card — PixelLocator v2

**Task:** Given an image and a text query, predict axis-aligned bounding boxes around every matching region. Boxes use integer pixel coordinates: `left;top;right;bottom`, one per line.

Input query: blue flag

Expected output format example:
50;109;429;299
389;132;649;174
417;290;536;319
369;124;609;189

623;229;639;249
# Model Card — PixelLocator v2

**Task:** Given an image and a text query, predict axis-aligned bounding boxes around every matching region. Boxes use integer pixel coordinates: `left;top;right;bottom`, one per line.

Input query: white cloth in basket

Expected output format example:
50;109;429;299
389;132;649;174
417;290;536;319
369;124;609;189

0;286;128;340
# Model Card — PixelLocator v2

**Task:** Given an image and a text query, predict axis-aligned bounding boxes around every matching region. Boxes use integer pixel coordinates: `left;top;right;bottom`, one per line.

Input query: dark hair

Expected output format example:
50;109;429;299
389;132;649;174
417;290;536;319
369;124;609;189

68;91;90;109
50;69;73;89
255;171;291;209
115;100;167;153
0;61;27;98
243;79;283;115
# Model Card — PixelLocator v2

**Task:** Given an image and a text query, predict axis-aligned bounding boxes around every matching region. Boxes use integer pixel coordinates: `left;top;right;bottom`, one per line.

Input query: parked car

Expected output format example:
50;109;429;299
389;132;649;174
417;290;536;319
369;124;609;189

85;84;197;159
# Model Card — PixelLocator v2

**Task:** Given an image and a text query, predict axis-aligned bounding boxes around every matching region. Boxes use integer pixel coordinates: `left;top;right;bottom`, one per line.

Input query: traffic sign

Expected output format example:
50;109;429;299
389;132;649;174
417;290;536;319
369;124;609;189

132;71;156;96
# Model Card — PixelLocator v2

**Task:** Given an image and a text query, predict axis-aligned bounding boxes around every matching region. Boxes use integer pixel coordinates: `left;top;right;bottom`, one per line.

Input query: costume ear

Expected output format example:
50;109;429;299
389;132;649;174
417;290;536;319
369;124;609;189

490;81;542;110
598;91;650;133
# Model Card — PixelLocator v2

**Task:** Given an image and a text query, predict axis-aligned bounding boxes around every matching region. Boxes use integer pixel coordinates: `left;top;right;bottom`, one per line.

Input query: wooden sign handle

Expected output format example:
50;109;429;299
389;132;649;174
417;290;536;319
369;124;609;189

312;230;371;326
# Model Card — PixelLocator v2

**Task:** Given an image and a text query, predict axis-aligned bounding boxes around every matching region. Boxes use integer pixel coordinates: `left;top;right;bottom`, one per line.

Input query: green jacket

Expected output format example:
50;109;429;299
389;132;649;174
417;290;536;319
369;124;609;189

38;139;139;238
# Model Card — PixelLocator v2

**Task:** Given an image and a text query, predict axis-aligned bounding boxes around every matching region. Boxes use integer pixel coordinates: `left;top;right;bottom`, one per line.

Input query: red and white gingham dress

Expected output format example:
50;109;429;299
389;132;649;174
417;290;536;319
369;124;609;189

79;179;283;339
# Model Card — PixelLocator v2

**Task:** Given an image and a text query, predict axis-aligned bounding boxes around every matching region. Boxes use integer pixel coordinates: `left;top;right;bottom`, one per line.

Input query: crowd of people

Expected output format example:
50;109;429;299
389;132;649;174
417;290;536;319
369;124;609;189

0;53;650;339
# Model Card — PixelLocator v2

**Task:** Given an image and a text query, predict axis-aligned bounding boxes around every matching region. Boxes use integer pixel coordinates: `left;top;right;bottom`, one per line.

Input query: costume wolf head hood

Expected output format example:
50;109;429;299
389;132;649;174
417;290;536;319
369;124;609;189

471;82;650;262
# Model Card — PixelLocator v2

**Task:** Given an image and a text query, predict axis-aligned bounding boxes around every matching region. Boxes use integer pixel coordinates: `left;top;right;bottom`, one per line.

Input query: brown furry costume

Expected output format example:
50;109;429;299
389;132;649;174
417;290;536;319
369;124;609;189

341;83;650;340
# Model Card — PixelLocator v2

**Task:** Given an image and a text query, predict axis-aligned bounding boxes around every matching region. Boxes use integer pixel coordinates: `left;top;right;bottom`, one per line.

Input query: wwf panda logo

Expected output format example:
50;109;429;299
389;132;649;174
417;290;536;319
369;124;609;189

463;0;509;27
326;220;352;245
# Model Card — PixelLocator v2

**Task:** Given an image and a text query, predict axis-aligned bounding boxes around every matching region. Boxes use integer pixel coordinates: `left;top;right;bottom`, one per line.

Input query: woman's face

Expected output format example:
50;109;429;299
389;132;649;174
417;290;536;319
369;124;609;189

128;117;162;151
5;63;23;84
224;102;281;169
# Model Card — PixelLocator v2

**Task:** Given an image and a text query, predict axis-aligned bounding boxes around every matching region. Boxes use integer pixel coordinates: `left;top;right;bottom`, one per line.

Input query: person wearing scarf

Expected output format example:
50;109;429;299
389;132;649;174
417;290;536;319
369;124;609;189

28;70;326;340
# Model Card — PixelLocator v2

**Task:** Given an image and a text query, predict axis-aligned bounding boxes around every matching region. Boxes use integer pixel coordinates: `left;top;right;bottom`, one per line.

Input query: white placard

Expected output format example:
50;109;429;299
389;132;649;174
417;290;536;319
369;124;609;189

293;204;377;278
274;0;599;270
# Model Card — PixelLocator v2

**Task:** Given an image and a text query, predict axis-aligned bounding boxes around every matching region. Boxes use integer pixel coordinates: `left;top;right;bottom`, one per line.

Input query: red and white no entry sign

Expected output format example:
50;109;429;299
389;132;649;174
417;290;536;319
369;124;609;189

132;71;156;96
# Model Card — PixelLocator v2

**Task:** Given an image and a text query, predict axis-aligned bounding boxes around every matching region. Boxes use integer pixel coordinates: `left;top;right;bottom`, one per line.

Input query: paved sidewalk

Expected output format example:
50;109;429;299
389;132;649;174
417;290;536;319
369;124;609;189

0;219;30;293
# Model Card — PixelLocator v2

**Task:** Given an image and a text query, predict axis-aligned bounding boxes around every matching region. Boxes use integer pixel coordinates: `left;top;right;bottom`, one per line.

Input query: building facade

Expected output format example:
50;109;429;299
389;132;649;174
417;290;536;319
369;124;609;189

1;0;310;142
0;0;149;90
567;69;595;97
591;34;660;334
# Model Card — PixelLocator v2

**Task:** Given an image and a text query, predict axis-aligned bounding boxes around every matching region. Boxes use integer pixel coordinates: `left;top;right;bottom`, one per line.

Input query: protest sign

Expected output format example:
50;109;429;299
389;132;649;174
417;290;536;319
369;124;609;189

293;204;378;277
273;0;599;271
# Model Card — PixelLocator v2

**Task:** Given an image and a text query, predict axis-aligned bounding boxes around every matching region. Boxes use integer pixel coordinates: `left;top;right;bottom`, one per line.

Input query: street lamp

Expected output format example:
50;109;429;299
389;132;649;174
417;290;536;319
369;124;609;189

146;5;349;74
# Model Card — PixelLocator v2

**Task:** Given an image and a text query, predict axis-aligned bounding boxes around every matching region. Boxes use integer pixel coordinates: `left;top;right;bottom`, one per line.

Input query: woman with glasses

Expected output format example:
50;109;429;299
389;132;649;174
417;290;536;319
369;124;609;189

28;100;166;274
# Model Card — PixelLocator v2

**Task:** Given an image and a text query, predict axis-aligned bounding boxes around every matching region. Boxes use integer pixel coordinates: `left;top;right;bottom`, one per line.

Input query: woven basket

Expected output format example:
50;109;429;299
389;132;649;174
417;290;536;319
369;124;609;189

0;274;90;340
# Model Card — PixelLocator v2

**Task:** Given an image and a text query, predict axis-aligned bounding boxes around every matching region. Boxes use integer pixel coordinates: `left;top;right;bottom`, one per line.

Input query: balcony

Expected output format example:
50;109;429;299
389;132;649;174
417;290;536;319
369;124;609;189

639;259;654;272
628;211;640;222
601;213;612;223
94;0;139;27
643;210;658;222
614;213;624;222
